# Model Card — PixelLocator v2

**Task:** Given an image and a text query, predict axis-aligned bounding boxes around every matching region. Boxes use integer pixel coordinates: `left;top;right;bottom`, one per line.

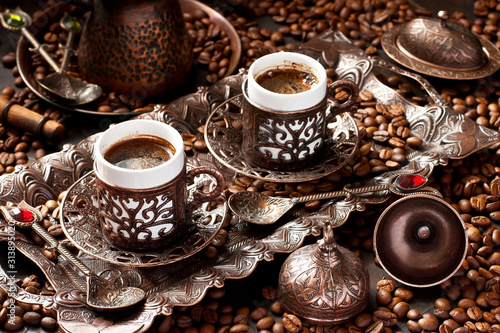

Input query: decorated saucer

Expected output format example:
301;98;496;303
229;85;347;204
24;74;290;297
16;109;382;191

381;13;500;80
60;171;227;268
204;94;360;183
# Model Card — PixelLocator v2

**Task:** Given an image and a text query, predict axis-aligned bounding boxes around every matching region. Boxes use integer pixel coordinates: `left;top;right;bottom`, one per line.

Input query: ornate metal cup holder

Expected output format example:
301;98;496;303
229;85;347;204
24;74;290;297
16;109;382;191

60;170;227;268
204;94;360;182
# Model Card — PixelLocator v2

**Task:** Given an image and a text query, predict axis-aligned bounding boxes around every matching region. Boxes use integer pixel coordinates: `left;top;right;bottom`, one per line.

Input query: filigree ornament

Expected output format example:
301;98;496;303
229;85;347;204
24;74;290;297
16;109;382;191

278;224;370;324
205;94;360;182
61;171;227;267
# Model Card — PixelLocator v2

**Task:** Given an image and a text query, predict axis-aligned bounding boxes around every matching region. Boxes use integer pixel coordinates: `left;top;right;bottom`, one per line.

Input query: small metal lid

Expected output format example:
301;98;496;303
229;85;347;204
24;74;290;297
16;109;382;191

278;224;370;324
382;11;500;79
373;194;467;288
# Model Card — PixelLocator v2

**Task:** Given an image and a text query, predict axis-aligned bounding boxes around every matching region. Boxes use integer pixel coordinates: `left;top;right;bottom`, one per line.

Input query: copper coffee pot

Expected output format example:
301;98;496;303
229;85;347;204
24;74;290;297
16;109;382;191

75;0;193;98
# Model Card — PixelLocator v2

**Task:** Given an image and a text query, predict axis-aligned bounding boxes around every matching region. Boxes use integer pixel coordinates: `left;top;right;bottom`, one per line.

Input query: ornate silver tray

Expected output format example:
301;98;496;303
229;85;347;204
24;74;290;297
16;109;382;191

205;95;359;182
0;31;498;332
60;171;228;267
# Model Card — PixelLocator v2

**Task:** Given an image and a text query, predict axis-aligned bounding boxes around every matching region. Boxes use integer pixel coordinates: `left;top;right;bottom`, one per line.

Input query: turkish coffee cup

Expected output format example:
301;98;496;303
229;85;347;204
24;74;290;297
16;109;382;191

242;52;359;170
93;119;225;250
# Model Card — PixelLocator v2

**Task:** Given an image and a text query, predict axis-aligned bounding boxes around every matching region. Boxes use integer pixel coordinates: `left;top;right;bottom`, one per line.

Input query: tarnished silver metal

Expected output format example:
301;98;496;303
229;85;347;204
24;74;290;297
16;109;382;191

205;94;360;182
61;170;227;267
228;172;440;225
374;194;468;287
381;11;500;79
278;223;370;324
0;201;146;311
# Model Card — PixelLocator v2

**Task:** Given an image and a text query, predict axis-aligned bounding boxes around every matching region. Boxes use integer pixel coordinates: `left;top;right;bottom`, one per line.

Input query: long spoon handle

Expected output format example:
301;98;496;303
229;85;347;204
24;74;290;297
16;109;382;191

294;184;389;203
20;27;60;72
58;30;74;74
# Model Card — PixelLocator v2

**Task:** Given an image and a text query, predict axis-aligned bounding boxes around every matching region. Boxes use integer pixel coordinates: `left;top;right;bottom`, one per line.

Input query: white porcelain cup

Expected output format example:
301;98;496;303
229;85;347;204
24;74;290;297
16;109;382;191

94;119;185;189
93;119;225;250
247;52;328;111
242;52;359;170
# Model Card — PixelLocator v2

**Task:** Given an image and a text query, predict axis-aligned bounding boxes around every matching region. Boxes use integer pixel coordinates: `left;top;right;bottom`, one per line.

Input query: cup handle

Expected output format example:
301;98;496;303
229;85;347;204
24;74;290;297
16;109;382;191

327;79;359;119
186;167;226;206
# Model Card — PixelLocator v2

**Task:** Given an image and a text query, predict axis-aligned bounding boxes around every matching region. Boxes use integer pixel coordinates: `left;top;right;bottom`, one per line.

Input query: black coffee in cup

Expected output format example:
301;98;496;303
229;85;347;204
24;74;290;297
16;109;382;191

255;67;318;94
104;134;175;170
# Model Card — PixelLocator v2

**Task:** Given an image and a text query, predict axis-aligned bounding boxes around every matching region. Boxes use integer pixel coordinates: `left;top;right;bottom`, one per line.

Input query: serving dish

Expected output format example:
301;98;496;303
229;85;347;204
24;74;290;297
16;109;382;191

0;30;498;332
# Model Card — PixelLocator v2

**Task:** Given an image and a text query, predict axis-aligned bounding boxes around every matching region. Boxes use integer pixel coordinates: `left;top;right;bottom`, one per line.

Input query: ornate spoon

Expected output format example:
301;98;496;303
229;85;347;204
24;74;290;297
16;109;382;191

0;8;102;105
0;201;146;311
229;173;439;225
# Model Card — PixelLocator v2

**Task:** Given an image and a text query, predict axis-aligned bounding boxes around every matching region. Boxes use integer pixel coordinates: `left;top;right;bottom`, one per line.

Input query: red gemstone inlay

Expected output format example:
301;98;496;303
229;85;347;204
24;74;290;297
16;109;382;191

397;174;427;189
9;208;35;222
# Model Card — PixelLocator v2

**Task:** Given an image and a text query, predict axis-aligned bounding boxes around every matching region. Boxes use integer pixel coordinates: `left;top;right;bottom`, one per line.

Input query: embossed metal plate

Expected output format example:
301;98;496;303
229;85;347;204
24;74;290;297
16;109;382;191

205;95;360;182
60;170;227;267
382;18;500;79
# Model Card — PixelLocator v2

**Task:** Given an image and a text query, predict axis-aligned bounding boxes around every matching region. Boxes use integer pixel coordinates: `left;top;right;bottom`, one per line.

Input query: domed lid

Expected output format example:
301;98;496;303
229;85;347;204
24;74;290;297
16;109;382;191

396;11;487;70
382;11;500;79
277;225;370;324
374;195;467;288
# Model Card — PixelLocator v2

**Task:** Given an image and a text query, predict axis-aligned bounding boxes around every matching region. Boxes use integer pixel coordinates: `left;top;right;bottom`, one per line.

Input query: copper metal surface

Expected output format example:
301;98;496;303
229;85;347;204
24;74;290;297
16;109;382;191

381;13;500;79
62;170;227;267
374;195;468;287
77;0;193;97
0;31;498;331
16;0;242;115
95;165;225;251
278;224;370;324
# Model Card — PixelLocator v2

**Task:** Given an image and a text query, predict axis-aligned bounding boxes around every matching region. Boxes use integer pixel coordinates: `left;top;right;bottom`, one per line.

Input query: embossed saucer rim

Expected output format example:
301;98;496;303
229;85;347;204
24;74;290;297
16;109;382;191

59;171;227;268
381;20;500;80
204;94;359;183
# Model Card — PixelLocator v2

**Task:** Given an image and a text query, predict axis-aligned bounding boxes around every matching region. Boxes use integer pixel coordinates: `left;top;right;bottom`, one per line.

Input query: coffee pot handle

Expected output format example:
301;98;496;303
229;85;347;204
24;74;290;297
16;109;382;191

326;79;359;119
187;167;226;205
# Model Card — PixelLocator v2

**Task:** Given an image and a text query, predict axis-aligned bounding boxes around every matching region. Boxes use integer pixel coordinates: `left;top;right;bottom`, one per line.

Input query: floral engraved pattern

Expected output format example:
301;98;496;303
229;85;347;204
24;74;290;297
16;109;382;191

278;243;369;324
252;111;325;163
96;172;186;250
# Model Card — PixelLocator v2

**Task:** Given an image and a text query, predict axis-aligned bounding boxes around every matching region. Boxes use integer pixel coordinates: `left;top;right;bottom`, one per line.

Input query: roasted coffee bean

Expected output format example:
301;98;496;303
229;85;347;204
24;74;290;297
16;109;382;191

393;301;410;318
282;313;301;333
394;287;413;301
256;316;275;330
376;278;396;293
354;313;373;328
372;310;397;327
375;289;392;306
418;313;439;331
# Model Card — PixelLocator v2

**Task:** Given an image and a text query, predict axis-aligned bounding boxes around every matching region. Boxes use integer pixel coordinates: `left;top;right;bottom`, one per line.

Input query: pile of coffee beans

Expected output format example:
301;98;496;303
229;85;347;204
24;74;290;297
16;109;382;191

0;287;58;331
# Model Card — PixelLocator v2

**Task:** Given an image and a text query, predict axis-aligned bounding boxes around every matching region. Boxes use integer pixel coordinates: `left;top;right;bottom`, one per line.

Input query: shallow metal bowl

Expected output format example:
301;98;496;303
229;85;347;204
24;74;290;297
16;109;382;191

374;194;467;287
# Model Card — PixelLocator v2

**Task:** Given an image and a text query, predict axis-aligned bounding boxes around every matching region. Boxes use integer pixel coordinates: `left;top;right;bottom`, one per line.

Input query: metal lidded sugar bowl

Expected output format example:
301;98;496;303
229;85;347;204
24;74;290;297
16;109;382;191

382;11;500;79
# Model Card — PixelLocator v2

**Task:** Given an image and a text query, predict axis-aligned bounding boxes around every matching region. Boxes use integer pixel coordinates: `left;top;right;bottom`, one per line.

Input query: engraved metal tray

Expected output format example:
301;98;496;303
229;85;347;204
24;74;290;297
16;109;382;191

0;31;498;332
